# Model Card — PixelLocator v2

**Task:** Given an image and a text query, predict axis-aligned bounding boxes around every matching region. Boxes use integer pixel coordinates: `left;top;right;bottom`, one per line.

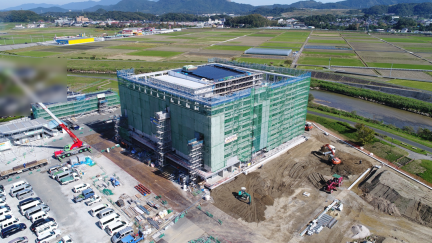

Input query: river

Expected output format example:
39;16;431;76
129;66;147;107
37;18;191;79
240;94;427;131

310;90;432;132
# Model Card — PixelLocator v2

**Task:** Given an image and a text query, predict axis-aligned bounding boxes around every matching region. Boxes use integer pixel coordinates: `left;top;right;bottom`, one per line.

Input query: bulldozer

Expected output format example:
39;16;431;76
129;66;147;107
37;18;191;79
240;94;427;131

237;187;251;205
320;144;341;165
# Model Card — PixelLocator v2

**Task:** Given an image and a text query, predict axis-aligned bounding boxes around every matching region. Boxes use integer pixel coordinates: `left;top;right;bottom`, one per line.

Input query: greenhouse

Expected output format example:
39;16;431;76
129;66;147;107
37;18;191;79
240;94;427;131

244;48;292;56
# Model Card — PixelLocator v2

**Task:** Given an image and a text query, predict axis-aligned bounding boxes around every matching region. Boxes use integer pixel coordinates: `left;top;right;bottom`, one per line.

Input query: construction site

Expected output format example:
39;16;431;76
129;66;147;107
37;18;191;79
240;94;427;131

115;59;310;186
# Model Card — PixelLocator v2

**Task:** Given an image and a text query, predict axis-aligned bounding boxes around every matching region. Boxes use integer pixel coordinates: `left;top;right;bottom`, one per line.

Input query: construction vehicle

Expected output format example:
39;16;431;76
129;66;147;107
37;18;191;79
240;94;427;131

305;122;313;131
323;174;343;194
5;70;92;161
320;144;341;165
0;159;48;181
120;230;144;243
59;173;80;185
237;187;251;205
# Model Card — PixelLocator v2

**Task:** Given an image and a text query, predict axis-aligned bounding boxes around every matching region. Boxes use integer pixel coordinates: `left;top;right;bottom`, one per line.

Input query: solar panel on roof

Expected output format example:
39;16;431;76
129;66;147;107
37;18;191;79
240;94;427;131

183;65;246;81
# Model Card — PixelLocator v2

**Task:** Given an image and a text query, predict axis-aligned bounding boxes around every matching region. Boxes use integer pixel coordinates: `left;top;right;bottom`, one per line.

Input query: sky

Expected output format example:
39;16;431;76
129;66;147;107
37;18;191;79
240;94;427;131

3;0;339;10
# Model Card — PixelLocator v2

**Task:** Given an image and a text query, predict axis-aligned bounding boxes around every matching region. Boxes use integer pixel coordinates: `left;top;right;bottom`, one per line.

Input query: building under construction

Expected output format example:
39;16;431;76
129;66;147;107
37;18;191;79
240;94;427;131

117;59;310;181
32;90;120;120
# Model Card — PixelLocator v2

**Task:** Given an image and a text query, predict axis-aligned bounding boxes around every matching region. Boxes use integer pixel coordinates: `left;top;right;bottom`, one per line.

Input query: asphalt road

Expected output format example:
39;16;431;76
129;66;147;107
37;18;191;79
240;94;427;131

308;110;432;154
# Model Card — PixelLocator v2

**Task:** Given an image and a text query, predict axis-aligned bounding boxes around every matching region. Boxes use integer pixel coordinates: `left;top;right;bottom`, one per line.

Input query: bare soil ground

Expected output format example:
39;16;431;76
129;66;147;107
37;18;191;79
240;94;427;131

349;43;402;52
379;70;432;80
212;128;432;243
333;67;378;76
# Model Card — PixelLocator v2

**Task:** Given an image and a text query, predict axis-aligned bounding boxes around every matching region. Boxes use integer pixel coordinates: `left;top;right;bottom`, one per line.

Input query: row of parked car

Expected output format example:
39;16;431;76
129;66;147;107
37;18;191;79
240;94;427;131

0;180;60;243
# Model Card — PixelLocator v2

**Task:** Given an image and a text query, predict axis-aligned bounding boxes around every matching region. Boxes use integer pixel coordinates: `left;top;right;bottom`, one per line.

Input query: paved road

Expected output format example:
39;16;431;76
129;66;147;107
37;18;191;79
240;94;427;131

308;110;432;154
67;74;117;81
291;30;312;68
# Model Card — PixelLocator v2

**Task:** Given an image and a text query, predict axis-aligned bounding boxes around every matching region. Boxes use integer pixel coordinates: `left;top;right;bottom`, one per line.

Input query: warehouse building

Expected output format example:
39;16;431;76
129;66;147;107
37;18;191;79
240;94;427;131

0;117;56;150
55;37;94;45
117;59;310;181
32;90;120;120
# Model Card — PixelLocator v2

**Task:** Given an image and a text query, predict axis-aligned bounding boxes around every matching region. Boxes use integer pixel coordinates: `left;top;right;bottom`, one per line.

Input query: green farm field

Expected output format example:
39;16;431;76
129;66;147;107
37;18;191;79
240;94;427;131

387;79;432;91
299;56;364;66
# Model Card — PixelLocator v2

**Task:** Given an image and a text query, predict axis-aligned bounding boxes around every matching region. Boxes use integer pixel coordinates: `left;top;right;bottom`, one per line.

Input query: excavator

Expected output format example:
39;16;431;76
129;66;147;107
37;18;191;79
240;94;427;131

305;122;313;131
320;144;341;165
237;187;251;205
5;69;92;161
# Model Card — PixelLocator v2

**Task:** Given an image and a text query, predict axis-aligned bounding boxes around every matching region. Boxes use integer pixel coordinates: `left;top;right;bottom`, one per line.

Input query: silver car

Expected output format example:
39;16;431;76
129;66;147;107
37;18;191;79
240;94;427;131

8;236;28;243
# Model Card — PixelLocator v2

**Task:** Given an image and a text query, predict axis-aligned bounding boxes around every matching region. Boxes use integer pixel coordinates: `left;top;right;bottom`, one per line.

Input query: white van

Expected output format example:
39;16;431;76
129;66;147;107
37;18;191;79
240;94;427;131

90;204;109;217
97;208;115;219
73;183;89;193
16;189;34;200
20;200;42;214
107;221;128;236
25;204;50;219
55;171;72;181
0;217;19;229
98;213;121;229
0;207;12;217
35;221;58;237
11;181;28;189
31;211;48;223
10;184;32;197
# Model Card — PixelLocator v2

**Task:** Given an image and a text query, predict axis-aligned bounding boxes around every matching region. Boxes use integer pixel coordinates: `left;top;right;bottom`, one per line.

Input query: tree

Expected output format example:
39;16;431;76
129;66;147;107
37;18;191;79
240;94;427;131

355;123;375;145
308;93;314;103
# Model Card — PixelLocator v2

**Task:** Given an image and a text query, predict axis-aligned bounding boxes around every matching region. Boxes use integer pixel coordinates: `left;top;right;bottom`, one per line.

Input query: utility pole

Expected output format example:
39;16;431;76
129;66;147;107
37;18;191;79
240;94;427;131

30;35;32;42
12;37;14;45
329;57;331;70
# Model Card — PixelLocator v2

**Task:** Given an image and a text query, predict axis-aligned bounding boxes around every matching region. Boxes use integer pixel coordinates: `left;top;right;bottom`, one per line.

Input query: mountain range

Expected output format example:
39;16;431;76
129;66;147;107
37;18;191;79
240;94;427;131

4;0;432;14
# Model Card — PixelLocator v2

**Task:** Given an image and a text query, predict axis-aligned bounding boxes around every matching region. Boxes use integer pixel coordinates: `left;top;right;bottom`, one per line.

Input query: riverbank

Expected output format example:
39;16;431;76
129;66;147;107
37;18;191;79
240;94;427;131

307;113;432;184
308;107;432;151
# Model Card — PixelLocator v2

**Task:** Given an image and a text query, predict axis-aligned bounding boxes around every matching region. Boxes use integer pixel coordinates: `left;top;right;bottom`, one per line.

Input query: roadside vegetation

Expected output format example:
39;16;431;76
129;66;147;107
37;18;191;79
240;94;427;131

402;159;432;184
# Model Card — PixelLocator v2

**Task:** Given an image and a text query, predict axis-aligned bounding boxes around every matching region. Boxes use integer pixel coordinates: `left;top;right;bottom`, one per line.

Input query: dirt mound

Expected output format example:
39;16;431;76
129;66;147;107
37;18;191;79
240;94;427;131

360;170;432;227
331;151;372;177
350;224;371;239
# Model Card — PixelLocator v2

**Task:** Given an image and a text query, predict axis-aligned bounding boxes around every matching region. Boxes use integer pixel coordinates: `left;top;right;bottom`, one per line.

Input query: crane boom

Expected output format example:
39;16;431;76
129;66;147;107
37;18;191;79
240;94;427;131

37;102;83;150
4;68;88;160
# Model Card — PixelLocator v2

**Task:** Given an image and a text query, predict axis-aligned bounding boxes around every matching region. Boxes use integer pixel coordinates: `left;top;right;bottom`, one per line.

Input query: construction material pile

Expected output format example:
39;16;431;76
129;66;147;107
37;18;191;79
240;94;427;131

360;170;432;227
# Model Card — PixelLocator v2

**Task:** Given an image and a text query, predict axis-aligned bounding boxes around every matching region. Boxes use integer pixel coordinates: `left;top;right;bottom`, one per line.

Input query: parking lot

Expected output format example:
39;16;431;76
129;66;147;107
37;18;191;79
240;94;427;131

0;150;146;243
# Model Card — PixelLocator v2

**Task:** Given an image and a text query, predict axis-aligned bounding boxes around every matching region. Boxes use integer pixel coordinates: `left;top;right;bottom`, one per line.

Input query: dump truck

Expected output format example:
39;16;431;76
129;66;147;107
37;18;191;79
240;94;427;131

73;188;94;203
60;173;80;185
0;159;48;181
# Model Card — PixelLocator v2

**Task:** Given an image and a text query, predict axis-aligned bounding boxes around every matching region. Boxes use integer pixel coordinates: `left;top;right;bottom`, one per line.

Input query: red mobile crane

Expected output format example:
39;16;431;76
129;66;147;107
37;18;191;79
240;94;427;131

37;102;92;161
6;69;92;161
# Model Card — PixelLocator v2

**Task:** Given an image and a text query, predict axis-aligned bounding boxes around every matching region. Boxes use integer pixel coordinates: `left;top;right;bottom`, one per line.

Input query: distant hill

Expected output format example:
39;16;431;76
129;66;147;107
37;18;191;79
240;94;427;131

85;0;256;14
7;0;432;14
363;2;432;15
3;0;122;11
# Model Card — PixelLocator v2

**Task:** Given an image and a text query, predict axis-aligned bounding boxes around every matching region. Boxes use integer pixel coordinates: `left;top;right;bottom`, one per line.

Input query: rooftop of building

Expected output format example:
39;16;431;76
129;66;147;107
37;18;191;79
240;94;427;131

0;117;48;135
118;60;310;106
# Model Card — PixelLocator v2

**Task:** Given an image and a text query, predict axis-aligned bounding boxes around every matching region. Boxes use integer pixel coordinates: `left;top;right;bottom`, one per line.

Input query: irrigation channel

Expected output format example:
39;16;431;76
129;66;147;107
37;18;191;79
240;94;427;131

310;90;432;131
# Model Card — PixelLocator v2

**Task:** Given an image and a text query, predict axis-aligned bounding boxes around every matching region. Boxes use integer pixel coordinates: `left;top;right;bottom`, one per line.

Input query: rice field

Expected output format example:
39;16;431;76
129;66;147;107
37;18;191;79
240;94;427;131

127;50;183;57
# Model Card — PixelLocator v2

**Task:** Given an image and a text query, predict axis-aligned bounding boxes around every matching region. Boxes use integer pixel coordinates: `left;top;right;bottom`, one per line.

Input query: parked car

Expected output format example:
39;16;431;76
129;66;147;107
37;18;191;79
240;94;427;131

30;217;56;232
0;185;4;194
0;194;6;203
8;236;28;243
1;223;26;239
36;229;61;243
